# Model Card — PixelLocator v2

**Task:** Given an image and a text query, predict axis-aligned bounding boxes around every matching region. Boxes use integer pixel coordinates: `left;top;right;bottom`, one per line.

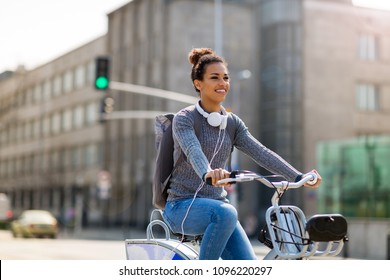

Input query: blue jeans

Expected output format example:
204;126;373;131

163;198;257;260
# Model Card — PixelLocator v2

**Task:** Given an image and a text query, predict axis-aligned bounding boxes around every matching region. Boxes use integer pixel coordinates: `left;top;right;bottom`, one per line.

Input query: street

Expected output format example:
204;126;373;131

0;229;126;260
0;229;272;260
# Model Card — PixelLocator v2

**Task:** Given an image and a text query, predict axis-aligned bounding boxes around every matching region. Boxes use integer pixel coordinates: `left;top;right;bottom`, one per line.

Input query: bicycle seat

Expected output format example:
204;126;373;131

149;209;203;244
170;231;203;243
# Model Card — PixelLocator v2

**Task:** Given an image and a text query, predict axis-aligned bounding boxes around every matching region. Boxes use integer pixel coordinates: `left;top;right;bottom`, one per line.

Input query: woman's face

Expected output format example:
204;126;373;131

195;62;230;105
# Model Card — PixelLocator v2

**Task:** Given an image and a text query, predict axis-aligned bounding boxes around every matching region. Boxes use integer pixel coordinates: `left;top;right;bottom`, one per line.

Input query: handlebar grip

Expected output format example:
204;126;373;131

304;172;318;186
205;170;242;185
307;177;318;186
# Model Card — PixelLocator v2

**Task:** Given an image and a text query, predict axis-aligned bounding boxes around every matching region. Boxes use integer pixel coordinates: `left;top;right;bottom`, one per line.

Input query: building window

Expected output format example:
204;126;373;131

63;148;71;170
15;157;21;176
16;123;23;143
32;118;41;139
75;64;86;89
53;75;62;97
49;150;59;172
58;149;65;171
33;84;42;104
356;83;379;111
25;88;33;105
62;109;72;132
71;146;81;169
0;159;5;178
73;105;84;129
358;34;377;61
17;91;26;108
86;102;98;125
9;125;15;143
24;121;32;141
51;112;61;135
42;80;51;101
84;143;97;166
42;115;50;137
63;70;74;93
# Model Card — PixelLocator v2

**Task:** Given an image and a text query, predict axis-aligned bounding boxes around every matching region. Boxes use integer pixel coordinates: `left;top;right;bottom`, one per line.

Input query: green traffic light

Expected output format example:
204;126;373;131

95;76;109;89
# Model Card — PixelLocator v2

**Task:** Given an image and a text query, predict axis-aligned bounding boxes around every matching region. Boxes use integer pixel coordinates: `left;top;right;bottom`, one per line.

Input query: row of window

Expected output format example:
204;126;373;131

0;101;99;146
0;61;95;114
0;143;102;179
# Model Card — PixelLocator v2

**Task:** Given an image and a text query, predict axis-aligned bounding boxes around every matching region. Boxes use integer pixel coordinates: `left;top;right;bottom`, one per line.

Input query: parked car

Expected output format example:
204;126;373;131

0;193;13;229
10;210;58;238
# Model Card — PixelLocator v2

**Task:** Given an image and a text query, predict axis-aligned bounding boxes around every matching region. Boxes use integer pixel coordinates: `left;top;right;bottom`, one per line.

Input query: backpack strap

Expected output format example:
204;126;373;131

173;105;201;167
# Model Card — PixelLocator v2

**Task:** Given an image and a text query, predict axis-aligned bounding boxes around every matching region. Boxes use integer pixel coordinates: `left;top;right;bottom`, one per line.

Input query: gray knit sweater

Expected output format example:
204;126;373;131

168;106;302;202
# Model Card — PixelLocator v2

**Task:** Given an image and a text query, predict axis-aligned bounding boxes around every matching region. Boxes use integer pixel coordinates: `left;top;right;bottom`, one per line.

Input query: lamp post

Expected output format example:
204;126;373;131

229;70;252;209
214;0;223;55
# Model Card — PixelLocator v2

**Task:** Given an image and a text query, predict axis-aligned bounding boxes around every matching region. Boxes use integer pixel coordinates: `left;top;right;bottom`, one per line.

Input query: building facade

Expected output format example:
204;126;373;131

0;37;107;227
103;0;260;228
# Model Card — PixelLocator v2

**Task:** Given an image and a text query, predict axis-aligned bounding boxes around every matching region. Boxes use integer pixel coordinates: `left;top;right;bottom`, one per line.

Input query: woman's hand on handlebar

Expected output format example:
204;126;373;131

303;169;322;189
204;168;231;187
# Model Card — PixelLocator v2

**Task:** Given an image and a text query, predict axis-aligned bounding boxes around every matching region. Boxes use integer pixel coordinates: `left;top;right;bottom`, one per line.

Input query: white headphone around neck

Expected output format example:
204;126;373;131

195;101;228;130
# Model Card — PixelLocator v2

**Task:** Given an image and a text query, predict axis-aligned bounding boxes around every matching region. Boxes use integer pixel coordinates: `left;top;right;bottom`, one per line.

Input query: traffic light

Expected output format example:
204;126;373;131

99;96;114;123
95;56;110;90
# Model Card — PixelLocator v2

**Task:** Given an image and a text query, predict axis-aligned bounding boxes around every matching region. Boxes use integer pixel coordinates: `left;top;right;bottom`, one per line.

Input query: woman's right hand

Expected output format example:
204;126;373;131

204;168;231;187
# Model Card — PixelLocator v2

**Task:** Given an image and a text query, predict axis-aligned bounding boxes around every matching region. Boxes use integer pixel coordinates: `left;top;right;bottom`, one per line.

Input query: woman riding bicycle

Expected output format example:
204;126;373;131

162;47;322;260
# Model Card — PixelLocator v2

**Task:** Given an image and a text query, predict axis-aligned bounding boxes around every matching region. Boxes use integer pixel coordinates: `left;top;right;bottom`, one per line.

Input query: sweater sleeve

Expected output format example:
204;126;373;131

172;111;210;180
233;115;302;182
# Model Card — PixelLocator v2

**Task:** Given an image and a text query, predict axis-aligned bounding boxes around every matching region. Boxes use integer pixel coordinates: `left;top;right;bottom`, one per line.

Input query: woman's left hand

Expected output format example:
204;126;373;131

303;169;322;189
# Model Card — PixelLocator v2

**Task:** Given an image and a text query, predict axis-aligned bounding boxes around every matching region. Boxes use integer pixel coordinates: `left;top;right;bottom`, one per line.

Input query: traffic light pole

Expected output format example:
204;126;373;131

108;81;198;105
99;81;199;120
101;110;171;121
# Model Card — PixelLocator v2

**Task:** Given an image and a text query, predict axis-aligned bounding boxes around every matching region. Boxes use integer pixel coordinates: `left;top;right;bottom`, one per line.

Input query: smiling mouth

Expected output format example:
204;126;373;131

216;89;226;94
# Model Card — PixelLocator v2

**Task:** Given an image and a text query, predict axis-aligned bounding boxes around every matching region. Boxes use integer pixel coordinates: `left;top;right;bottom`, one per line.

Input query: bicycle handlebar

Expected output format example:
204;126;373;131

206;170;318;189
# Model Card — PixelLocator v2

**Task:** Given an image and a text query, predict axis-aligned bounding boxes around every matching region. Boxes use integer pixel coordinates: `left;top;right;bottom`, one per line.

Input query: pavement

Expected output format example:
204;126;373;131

57;226;348;259
2;226;351;259
59;226;271;258
60;226;147;241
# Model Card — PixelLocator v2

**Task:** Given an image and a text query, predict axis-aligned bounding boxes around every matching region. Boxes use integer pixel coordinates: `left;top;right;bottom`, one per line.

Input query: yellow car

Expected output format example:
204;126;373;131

11;210;58;238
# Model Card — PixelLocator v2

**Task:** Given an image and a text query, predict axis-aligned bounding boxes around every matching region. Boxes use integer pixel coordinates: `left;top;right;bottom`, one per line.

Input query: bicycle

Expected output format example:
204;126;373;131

125;170;348;260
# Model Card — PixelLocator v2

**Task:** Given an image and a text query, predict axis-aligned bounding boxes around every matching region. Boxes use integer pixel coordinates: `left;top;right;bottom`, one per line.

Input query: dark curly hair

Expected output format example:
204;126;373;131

188;48;227;93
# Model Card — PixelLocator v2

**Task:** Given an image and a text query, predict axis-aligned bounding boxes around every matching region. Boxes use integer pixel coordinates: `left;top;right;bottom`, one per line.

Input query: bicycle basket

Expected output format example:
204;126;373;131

306;214;348;242
265;205;312;259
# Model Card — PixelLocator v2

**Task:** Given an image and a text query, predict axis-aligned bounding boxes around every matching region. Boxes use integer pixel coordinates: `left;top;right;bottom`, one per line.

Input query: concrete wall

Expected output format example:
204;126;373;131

346;218;390;259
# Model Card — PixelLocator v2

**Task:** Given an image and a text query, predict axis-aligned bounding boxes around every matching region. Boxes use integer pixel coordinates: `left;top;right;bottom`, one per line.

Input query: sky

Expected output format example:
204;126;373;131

0;0;131;73
1;0;390;74
352;0;390;11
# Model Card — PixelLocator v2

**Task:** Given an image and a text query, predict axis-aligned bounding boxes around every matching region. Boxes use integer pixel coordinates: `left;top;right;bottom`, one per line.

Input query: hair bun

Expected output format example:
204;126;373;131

188;48;215;66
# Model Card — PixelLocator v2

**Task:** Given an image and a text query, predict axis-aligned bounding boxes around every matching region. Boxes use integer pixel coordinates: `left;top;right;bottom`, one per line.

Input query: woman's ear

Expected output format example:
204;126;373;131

194;80;201;91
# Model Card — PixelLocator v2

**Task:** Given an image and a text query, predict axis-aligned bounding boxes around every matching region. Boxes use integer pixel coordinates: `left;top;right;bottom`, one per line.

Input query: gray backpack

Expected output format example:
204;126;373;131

152;105;235;209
